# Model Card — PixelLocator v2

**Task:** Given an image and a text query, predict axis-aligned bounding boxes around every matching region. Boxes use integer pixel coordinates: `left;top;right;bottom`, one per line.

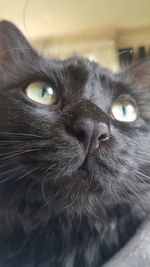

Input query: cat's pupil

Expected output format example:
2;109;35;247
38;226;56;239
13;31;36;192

41;87;47;97
122;105;126;116
41;86;54;98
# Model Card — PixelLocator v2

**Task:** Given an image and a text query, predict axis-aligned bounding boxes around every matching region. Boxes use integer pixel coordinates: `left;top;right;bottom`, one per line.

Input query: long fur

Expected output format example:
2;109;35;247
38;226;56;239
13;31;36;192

0;21;150;267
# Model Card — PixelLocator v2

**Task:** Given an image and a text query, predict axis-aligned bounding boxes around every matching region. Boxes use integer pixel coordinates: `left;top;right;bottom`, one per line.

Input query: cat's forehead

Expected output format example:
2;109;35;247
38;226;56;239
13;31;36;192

44;56;111;80
36;56;128;110
61;56;113;81
45;56;116;93
1;54;129;111
63;57;122;92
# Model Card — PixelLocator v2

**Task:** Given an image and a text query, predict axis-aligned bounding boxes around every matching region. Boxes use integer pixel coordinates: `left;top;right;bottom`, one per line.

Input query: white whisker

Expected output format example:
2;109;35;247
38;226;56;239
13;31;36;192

0;132;41;138
1;148;41;160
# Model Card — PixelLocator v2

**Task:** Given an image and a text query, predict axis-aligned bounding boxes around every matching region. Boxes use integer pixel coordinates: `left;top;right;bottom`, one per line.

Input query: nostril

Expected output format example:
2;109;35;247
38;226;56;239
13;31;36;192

74;129;85;143
98;133;109;142
68;121;92;150
66;122;86;144
66;118;110;152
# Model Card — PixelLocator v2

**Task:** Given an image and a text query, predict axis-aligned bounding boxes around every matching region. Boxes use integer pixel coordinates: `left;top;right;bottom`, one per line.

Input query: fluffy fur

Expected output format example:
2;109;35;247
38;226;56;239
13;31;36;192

0;21;150;267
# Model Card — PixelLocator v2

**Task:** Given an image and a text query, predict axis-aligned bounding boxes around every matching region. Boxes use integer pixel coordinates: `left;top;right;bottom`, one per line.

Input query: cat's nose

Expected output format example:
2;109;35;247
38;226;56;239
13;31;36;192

71;119;110;152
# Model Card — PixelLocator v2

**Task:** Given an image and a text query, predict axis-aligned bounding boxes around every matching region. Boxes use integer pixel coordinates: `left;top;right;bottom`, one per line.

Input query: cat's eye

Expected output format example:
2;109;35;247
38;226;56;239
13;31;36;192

25;81;58;105
111;99;138;122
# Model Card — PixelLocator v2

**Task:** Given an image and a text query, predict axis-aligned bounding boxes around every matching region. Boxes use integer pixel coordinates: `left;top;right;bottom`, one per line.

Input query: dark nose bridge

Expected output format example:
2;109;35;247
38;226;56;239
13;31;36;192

68;99;109;125
64;100;110;153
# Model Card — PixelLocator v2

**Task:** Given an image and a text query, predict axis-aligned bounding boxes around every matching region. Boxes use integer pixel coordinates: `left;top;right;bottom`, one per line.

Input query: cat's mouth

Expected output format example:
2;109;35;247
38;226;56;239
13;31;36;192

73;165;101;192
75;168;88;182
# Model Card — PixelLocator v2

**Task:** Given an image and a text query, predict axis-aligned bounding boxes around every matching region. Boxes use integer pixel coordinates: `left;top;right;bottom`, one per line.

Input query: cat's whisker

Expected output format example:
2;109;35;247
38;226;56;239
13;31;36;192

24;163;44;205
113;163;147;198
134;174;150;184
110;183;135;212
0;132;42;138
0;140;39;143
16;167;39;181
134;170;150;180
124;176;147;198
117;183;143;212
136;159;150;164
0;165;39;184
0;166;21;176
25;180;36;203
0;149;32;155
115;183;129;203
9;178;29;205
41;166;54;206
59;180;77;203
0;167;22;184
63;192;79;209
99;149;150;200
8;169;41;213
1;148;41;160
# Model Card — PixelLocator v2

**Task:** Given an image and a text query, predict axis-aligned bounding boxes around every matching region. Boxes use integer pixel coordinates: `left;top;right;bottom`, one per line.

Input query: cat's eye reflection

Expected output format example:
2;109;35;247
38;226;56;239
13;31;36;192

25;81;58;105
111;99;138;122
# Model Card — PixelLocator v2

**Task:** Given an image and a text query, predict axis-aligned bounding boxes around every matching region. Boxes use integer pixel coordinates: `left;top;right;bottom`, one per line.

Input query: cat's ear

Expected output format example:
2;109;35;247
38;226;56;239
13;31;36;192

127;59;150;88
0;20;37;72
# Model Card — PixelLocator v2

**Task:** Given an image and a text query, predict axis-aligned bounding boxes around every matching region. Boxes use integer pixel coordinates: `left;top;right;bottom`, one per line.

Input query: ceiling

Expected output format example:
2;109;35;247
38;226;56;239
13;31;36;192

0;0;150;40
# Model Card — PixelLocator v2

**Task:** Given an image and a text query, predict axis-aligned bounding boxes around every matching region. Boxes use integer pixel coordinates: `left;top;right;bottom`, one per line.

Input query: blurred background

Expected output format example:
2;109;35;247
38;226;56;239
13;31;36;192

0;0;150;71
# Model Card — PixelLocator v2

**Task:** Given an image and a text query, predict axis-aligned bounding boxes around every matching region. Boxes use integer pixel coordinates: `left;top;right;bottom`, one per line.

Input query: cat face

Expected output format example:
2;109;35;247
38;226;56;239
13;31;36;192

0;21;150;221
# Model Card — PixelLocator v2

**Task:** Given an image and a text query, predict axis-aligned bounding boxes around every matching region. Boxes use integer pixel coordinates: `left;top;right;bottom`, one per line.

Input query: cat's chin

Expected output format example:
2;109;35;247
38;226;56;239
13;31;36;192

51;174;107;218
75;170;102;193
57;189;113;221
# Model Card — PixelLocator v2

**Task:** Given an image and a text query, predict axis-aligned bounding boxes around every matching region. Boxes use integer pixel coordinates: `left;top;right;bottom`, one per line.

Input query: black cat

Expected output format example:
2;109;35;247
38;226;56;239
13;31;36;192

0;21;150;267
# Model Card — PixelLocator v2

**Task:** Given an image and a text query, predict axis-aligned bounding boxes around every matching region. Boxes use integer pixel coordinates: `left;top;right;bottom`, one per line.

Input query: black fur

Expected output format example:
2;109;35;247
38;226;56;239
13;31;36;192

0;21;150;267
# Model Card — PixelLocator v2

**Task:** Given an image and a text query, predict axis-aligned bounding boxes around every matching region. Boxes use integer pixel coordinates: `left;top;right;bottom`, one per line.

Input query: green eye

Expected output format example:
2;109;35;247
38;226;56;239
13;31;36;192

25;82;58;105
111;99;138;122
